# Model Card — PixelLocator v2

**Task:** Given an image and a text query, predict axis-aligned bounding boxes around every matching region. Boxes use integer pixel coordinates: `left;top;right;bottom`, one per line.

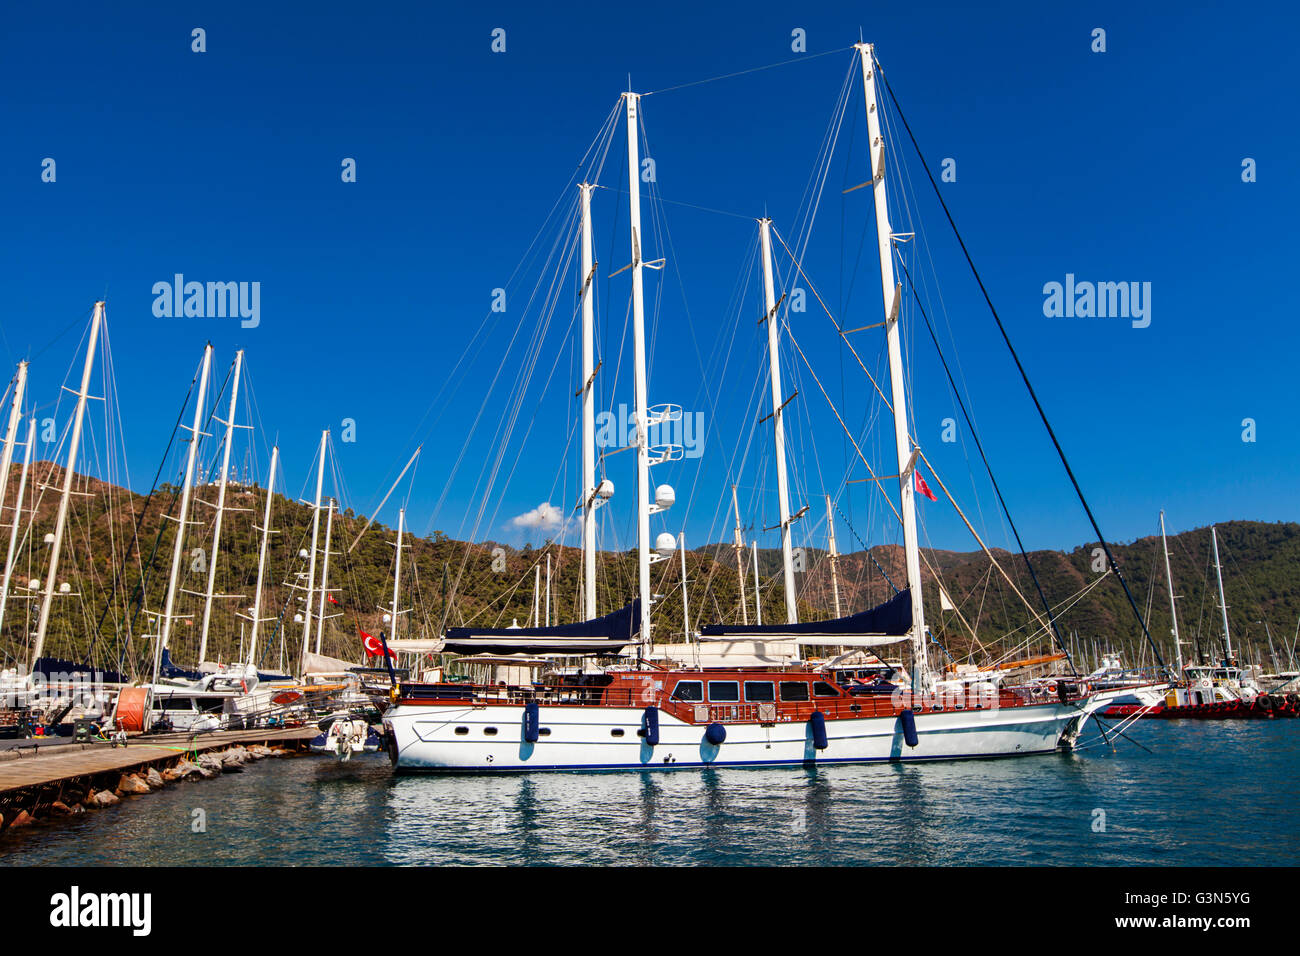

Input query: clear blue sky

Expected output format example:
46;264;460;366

2;0;1297;561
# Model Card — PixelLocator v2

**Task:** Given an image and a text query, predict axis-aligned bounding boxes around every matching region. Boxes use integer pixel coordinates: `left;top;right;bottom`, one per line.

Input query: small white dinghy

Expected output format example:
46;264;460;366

309;714;379;761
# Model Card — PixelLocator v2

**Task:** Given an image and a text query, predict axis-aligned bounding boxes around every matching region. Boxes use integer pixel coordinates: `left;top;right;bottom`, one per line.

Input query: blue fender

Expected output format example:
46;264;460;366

899;708;919;748
641;706;660;746
809;710;828;750
522;700;540;743
704;722;726;746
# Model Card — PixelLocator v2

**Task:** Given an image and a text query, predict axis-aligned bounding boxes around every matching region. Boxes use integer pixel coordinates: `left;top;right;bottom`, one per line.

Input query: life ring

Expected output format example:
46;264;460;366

1045;680;1058;694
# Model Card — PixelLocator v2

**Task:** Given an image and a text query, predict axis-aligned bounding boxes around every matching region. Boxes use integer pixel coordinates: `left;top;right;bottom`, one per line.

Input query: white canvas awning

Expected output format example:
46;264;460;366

384;639;444;654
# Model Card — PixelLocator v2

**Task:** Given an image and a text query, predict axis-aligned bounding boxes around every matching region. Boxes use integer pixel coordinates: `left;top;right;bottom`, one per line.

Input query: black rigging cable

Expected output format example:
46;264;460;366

897;258;1077;677
875;56;1167;674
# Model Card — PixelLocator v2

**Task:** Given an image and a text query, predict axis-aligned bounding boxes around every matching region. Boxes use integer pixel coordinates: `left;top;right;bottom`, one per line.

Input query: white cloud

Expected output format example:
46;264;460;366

510;501;566;531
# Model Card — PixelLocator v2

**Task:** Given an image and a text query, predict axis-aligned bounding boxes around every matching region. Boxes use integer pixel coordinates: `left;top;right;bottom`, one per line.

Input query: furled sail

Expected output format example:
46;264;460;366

440;599;640;656
699;588;912;646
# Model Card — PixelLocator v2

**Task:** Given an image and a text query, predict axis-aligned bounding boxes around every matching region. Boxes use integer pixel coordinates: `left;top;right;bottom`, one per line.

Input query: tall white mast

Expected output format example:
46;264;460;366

826;495;842;618
390;507;406;643
314;498;336;655
1159;511;1183;673
151;342;213;682
759;218;798;625
198;349;243;664
857;43;928;688
31;305;104;667
625;91;654;652
299;428;328;672
545;552;552;627
0;417;35;636
1211;525;1233;661
0;362;29;529
679;531;691;643
752;540;763;627
243;444;278;666
579;182;598;621
532;564;541;627
731;484;748;625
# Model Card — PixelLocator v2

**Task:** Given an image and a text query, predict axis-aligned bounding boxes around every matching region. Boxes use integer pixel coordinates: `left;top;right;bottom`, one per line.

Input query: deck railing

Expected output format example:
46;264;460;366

398;680;1083;722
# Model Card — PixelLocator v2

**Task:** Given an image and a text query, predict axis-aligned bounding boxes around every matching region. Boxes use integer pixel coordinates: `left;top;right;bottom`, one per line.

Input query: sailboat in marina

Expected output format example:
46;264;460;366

382;44;1133;773
1102;518;1297;720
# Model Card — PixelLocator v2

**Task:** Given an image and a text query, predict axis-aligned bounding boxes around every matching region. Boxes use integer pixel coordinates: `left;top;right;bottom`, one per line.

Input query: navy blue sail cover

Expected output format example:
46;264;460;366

31;656;130;686
442;599;640;656
700;588;912;640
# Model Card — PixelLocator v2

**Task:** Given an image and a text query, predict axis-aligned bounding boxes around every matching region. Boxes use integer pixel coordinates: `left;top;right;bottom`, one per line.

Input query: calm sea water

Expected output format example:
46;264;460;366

2;721;1296;866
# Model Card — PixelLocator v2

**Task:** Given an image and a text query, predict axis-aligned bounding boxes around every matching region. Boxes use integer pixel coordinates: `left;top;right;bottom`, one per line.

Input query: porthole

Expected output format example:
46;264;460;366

484;727;498;736
454;726;469;735
538;728;551;736
611;728;625;737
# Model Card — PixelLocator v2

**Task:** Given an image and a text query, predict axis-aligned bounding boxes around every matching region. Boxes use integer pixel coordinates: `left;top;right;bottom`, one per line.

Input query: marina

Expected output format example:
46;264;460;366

0;4;1296;919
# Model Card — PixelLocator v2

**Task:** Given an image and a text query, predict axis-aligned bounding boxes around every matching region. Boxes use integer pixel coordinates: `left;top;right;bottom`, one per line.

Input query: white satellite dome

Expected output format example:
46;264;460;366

654;484;675;510
596;478;614;500
655;532;677;556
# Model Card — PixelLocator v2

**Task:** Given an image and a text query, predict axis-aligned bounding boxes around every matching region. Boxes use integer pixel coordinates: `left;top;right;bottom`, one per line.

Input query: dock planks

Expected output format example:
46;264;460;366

0;727;315;795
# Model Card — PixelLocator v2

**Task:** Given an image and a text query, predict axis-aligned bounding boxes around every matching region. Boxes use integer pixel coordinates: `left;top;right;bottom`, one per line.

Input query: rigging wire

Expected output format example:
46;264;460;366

875;54;1168;675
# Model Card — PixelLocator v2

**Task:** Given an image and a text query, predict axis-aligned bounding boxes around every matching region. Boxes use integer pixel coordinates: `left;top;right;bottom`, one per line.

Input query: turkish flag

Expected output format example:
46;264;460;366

327;594;340;605
915;469;938;502
361;630;395;659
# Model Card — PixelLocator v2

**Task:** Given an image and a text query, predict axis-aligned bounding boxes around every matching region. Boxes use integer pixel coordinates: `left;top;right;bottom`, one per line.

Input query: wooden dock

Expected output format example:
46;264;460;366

0;727;316;806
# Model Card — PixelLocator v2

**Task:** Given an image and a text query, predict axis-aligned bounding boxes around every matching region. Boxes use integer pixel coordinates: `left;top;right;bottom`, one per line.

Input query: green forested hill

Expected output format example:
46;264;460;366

2;461;1296;677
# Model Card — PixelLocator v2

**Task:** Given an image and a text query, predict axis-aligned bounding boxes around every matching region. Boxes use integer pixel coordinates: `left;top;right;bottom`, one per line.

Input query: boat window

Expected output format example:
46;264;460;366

197;698;227;712
779;681;810;702
671;680;703;702
538;728;551;736
744;681;775;702
708;681;740;702
611;728;625;737
483;727;498;735
454;726;469;735
813;681;841;698
159;698;195;712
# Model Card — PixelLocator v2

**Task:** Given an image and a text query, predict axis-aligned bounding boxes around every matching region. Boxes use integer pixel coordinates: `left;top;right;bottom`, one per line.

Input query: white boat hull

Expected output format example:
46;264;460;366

383;698;1098;773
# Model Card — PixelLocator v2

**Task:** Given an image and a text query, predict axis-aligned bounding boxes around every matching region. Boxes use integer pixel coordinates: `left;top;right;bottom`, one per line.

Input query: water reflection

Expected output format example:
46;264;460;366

3;723;1296;866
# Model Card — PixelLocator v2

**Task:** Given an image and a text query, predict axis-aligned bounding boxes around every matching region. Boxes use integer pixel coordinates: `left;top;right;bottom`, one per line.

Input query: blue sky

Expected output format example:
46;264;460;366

2;0;1297;561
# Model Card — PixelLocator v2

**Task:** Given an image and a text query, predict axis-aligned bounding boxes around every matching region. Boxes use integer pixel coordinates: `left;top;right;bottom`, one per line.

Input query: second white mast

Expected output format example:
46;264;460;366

579;182;598;621
243;444;279;666
857;42;928;687
624;91;653;651
152;342;213;680
32;306;104;667
1159;510;1183;672
299;429;328;672
1211;525;1233;661
198;349;243;664
759;218;798;625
